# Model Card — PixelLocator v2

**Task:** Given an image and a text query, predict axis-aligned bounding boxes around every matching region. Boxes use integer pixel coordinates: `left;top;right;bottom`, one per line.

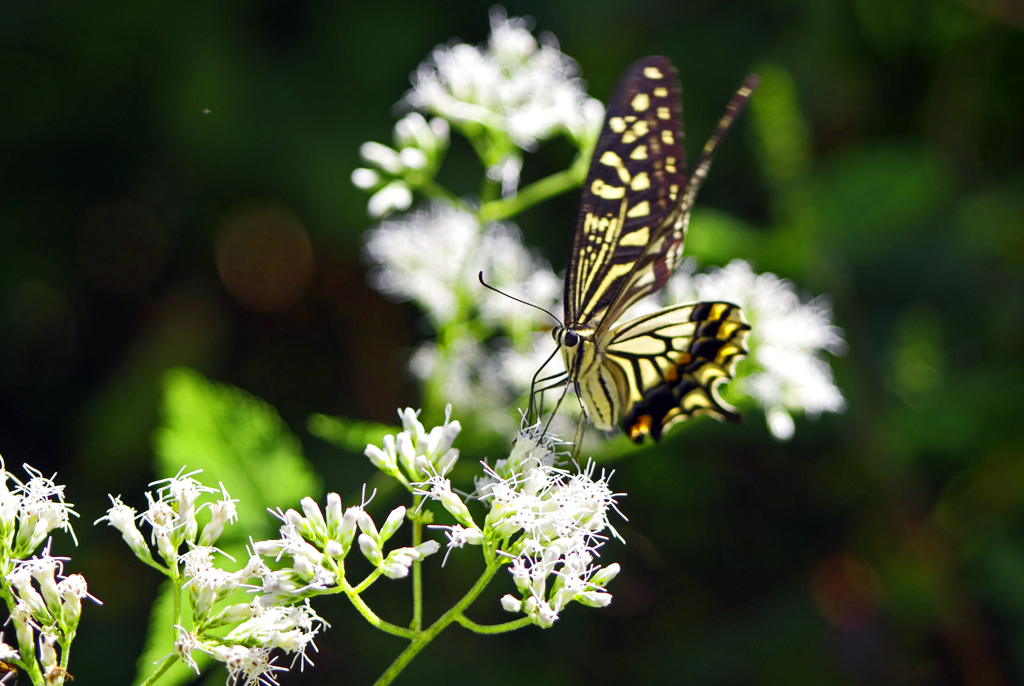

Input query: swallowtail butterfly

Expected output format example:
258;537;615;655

545;56;758;442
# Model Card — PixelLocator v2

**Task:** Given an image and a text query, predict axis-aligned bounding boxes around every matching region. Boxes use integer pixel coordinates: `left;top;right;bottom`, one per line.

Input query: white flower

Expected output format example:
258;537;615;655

654;259;846;439
207;644;285;686
404;7;603;150
367;181;413;218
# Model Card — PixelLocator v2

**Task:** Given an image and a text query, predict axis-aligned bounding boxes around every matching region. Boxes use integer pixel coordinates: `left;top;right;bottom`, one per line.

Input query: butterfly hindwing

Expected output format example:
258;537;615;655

602;302;750;442
564;56;686;329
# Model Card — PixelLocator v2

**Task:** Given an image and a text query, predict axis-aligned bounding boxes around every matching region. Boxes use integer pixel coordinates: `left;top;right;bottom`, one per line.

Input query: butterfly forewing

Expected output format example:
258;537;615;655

565;56;686;329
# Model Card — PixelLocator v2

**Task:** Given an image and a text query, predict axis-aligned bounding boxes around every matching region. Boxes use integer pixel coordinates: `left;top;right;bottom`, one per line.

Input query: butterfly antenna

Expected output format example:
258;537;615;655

478;272;562;326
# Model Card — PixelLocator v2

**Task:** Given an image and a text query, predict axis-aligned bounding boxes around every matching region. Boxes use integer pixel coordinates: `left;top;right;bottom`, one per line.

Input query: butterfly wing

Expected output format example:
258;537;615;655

596;75;760;335
601;301;750;442
564;56;686;330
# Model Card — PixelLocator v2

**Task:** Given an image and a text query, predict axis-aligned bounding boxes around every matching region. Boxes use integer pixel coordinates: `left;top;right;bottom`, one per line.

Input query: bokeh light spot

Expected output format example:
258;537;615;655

812;554;881;630
215;202;314;312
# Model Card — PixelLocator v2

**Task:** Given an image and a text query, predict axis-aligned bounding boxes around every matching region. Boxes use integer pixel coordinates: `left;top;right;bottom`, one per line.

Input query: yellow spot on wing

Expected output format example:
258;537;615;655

657;107;671;120
600;150;623;167
653;87;668;97
625;202;650;219
630;172;650;191
619;225;649;244
609;117;626;133
643;66;664;79
630;145;648;160
600;150;631;183
590;178;626;200
633;121;649;136
662;129;674;144
631;93;650;112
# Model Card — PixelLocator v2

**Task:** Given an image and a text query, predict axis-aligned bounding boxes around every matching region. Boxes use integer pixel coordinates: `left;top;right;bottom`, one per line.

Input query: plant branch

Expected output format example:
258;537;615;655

478;150;592;223
139;655;178;686
453;613;532;634
373;562;501;686
344;585;419;639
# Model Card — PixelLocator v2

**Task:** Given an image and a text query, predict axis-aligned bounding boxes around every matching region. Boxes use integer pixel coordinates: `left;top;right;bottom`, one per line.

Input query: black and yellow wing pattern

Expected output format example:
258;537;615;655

554;56;757;443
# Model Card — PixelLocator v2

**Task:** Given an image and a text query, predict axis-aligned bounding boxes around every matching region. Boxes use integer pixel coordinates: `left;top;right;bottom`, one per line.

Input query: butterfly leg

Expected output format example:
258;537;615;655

527;345;564;424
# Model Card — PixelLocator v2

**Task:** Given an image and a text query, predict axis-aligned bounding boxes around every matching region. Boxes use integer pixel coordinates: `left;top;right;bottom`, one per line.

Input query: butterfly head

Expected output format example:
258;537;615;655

552;326;580;348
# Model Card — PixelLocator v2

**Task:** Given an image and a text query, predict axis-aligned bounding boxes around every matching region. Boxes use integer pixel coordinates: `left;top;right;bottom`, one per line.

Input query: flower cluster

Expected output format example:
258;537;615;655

352;112;451;217
401;422;622;628
404;7;602;195
364;202;561;427
648;258;846;439
100;468;439;686
0;459;89;686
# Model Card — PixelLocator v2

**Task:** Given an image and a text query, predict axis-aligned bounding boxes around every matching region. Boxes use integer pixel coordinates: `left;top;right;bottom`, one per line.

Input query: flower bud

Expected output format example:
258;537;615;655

368;182;412;218
358;534;383;566
39;631;58;669
399;147;427;170
575;591;612;608
156;530;178;566
323;540;344;560
590;563;620;588
501;594;522;612
354;508;379;542
29;559;62;617
438;488;475;529
9;568;48;619
365;444;398;475
12;603;34;649
414;540;440;557
338;508;359;553
379;506;406;543
351;168;381;189
300;497;327;536
380;563;410;579
325;493;343;537
58;574;89;625
360;142;402;174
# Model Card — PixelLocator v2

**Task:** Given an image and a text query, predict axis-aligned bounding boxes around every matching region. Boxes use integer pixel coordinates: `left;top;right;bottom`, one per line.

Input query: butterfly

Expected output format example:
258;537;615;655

538;56;758;443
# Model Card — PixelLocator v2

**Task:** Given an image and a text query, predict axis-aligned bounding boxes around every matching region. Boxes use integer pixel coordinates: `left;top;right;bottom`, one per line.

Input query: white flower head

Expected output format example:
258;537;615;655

404;7;603;150
656;259;846;439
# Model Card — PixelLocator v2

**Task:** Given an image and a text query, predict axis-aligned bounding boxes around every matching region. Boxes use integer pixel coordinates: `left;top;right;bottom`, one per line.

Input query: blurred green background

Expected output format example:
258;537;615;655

2;0;1024;684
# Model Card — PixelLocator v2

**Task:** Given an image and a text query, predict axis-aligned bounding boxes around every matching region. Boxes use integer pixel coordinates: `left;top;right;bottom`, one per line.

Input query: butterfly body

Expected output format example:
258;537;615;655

549;56;758;443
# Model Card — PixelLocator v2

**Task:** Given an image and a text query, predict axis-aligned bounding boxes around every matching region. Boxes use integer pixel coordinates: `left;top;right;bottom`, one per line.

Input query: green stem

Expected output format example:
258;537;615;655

419;180;465;207
373;563;501;686
352;569;382;594
478;151;592;223
411;496;423;631
454;614;533;634
139;655;178;686
344;585;419;639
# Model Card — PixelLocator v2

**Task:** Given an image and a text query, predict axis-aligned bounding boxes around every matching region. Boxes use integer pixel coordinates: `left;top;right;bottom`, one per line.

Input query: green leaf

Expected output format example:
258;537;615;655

132;581;210;686
138;369;323;685
307;412;398;454
154;368;323;539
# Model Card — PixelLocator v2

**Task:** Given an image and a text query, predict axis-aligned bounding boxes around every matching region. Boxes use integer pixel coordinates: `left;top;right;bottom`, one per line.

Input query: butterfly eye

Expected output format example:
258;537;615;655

564;331;580;347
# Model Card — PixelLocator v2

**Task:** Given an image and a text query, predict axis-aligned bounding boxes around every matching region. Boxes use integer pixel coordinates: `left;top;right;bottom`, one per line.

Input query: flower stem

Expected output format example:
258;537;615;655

477;150;592;223
139;655;177;686
344;585;419;639
373;563;501;686
454;614;533;634
411;495;424;631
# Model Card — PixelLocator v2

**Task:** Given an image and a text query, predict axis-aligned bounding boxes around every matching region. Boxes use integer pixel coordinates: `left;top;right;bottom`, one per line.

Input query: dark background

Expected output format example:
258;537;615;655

2;0;1024;684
